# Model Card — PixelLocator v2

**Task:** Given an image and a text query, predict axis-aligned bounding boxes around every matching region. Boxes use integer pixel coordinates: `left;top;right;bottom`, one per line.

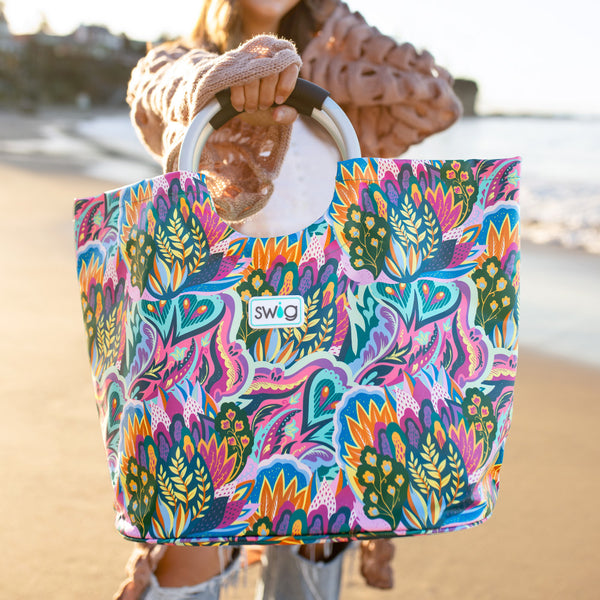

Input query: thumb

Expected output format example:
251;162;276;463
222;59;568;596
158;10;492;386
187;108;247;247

273;105;298;125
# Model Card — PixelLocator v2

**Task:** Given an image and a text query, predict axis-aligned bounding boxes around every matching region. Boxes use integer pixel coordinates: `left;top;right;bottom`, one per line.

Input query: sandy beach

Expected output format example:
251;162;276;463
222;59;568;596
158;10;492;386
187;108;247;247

1;108;599;600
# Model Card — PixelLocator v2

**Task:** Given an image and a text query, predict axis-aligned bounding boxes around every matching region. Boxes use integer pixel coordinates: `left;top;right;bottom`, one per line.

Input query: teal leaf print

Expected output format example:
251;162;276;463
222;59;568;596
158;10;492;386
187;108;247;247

125;457;157;537
215;402;254;479
440;160;479;225
443;438;470;506
105;382;125;469
471;257;516;335
463;388;497;463
80;291;96;357
343;204;390;277
190;453;215;521
402;431;468;529
124;226;156;293
236;269;276;346
149;200;211;294
357;446;408;530
152;443;215;538
292;288;337;360
387;196;442;278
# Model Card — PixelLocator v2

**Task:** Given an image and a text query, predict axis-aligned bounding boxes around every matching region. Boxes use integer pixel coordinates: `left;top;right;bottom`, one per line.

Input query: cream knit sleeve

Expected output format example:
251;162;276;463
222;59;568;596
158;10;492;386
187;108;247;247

301;3;462;157
126;35;303;172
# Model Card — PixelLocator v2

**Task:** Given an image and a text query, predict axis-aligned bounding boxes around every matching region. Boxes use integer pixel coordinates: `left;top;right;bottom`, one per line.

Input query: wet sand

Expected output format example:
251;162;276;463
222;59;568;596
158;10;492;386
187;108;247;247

1;110;599;599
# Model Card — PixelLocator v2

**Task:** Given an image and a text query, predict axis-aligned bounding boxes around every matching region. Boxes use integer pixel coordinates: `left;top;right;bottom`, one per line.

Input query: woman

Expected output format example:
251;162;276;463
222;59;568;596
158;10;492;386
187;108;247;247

118;1;461;598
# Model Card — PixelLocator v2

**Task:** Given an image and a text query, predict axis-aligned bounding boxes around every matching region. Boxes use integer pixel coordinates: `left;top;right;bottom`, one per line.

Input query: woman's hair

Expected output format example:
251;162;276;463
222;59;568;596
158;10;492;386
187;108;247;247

189;0;336;53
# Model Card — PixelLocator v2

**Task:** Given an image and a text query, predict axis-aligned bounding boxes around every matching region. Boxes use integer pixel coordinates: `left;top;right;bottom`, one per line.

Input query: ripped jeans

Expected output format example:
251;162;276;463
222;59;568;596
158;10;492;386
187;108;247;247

143;545;347;600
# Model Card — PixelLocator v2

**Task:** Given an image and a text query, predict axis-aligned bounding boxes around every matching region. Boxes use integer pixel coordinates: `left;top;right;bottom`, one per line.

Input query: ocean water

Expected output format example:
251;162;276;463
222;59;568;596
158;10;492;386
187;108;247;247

76;112;600;255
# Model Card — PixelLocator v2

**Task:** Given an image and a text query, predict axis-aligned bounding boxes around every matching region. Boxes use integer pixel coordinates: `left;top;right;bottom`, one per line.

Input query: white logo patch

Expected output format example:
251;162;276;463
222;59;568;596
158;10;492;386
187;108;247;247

248;295;305;329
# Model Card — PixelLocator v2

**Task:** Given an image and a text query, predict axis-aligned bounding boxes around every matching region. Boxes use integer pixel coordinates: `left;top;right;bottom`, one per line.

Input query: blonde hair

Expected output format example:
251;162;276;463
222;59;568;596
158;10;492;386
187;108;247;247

190;0;242;53
190;0;337;53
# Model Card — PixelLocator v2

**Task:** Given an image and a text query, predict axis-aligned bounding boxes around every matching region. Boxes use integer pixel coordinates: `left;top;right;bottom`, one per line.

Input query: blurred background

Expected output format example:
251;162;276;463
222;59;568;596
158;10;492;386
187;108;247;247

0;1;598;599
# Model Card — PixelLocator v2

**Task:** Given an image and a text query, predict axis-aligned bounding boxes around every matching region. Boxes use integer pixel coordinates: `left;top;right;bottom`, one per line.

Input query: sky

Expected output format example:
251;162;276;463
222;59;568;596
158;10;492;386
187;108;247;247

3;0;599;116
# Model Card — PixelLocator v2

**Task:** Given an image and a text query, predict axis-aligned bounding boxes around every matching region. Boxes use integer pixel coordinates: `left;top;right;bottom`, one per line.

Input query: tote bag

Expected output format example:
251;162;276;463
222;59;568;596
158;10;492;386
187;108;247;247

74;80;521;545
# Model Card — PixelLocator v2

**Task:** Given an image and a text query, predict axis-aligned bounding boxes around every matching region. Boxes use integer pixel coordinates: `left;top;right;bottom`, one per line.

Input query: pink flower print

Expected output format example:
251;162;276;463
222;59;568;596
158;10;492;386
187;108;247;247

449;421;484;474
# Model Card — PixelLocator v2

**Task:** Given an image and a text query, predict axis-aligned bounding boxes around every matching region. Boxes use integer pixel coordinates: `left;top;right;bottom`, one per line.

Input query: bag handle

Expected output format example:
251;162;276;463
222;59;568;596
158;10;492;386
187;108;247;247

178;78;361;172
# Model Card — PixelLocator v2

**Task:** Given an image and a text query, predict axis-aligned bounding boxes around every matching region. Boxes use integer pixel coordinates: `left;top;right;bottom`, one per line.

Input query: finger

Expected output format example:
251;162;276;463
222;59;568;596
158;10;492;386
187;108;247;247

272;105;298;125
230;85;245;113
274;64;299;105
243;79;260;113
258;73;279;111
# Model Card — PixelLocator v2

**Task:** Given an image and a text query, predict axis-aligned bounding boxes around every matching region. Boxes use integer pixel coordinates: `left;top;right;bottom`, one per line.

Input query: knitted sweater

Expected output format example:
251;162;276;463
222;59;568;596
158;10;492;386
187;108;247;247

127;1;461;222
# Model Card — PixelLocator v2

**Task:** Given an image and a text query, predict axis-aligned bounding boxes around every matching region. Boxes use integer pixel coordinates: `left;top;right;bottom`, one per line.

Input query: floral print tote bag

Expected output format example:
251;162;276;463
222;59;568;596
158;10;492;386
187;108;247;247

74;80;521;545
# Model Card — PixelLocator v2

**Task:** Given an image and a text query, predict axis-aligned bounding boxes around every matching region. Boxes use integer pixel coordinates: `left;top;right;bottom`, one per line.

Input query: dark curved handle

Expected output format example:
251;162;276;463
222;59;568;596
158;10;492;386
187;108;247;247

178;80;360;170
210;78;330;129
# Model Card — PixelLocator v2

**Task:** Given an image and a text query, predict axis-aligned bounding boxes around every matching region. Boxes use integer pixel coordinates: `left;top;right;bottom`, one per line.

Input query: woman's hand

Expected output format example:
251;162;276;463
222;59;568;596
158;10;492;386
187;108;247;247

230;64;299;124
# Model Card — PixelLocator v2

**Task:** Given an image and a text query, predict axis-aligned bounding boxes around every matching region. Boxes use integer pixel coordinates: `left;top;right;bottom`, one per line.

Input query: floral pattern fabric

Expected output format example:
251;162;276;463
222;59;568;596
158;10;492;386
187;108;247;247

74;157;520;545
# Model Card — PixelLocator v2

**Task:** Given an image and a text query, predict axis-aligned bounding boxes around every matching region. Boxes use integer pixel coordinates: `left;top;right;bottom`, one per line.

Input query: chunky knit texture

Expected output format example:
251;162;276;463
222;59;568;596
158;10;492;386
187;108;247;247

127;35;302;220
127;1;461;221
302;3;461;157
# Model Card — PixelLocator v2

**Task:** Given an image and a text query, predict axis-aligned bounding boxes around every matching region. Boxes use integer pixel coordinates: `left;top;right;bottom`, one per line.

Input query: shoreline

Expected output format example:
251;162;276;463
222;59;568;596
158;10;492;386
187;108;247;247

519;240;600;369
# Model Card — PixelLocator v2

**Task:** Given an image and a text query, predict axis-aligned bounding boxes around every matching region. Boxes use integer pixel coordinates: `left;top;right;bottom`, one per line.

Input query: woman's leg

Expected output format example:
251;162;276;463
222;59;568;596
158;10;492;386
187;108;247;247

144;547;239;600
153;547;233;588
114;545;239;600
